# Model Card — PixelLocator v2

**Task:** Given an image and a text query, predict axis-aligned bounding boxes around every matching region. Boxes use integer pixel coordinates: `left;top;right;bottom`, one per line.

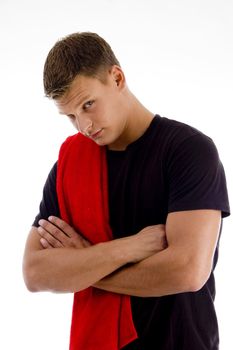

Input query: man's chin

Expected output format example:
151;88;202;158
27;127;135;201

92;137;108;147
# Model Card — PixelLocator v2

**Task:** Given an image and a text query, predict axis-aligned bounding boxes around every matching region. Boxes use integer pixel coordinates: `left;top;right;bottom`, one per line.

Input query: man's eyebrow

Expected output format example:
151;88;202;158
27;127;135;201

58;94;91;115
74;95;91;109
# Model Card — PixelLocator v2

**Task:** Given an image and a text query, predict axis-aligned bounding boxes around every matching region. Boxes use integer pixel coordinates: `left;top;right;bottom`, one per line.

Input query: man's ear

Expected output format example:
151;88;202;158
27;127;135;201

111;65;126;89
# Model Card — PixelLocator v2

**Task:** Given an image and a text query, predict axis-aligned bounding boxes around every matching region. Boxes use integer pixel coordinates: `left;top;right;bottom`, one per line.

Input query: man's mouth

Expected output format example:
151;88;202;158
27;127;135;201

90;129;103;139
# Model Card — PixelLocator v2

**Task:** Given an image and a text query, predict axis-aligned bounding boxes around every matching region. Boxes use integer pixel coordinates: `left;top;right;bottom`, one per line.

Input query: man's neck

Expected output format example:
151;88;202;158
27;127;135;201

107;96;155;151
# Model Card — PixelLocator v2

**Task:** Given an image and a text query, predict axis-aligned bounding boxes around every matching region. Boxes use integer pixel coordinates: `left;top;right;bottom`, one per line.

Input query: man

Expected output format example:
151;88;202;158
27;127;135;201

23;32;230;350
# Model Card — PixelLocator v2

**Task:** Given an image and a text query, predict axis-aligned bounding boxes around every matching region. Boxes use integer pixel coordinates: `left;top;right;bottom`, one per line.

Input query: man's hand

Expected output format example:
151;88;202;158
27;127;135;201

37;216;91;249
128;224;168;263
138;225;168;251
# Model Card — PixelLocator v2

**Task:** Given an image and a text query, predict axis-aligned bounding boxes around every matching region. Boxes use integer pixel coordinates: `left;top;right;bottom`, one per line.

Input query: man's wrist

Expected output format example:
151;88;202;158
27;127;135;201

98;236;134;266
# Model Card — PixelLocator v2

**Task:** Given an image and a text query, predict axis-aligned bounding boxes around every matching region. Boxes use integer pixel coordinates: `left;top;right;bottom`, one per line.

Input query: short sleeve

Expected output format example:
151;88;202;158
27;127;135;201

32;162;60;227
167;133;230;218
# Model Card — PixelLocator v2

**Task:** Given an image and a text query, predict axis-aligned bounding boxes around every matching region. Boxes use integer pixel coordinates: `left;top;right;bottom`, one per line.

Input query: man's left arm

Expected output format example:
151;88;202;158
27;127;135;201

94;209;221;297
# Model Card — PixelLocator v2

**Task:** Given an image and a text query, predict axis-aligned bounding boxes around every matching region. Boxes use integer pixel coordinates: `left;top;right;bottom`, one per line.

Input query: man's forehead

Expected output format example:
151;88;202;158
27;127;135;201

56;89;89;108
55;76;93;112
58;76;89;102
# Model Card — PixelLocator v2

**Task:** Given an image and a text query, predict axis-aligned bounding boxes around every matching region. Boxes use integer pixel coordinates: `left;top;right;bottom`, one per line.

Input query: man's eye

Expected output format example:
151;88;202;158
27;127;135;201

83;100;94;110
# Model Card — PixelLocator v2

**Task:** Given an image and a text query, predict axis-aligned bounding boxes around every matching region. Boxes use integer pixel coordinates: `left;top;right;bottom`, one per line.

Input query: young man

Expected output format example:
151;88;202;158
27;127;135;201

23;32;230;350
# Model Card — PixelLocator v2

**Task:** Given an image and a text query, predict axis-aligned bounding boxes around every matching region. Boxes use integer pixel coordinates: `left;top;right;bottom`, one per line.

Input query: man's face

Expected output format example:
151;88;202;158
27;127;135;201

55;67;128;149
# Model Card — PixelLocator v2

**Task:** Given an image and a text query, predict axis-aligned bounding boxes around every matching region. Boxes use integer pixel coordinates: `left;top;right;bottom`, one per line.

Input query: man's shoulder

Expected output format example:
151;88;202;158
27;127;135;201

158;116;212;150
160;115;207;138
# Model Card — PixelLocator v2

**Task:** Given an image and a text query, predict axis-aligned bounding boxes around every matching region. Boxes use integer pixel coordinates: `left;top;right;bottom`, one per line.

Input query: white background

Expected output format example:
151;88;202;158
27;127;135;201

0;0;232;349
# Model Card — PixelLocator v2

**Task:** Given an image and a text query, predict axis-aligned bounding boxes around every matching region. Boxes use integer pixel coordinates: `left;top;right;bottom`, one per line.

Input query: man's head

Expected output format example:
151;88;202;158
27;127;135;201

43;32;121;100
43;31;136;150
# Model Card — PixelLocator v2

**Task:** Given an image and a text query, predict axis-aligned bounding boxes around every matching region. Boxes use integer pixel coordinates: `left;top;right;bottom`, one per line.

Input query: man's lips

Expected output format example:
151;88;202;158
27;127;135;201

90;129;103;138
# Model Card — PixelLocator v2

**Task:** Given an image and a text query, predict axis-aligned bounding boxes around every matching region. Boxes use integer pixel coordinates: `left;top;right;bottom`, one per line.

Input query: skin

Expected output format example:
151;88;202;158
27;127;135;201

23;65;222;296
55;65;155;151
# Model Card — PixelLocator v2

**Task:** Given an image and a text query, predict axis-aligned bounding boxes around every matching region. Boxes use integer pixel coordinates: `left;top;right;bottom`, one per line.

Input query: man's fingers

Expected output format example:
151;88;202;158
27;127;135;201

48;216;90;244
38;217;91;249
38;226;63;248
38;218;71;245
40;237;53;249
48;216;76;238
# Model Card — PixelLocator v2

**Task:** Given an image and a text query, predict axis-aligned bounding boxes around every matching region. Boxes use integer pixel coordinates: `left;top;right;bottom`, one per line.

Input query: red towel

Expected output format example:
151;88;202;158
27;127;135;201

56;133;138;350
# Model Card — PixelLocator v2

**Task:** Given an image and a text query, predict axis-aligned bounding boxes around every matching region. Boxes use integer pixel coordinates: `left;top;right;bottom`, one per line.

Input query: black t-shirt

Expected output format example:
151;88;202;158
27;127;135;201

33;115;230;350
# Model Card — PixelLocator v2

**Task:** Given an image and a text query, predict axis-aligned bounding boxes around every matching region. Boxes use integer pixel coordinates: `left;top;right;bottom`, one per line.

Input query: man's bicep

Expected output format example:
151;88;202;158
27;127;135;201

32;162;60;227
167;134;230;218
165;210;221;286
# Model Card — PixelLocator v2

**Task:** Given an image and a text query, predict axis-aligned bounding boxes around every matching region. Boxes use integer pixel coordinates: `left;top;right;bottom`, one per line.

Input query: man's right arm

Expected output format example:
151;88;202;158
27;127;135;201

23;223;166;294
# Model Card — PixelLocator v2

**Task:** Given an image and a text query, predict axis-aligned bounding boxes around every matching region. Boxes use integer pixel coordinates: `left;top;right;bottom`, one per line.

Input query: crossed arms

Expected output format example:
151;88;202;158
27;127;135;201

23;210;221;297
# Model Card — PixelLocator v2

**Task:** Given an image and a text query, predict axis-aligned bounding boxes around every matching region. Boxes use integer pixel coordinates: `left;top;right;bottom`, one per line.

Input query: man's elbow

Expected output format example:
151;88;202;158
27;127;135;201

186;262;212;292
23;268;40;292
22;256;44;292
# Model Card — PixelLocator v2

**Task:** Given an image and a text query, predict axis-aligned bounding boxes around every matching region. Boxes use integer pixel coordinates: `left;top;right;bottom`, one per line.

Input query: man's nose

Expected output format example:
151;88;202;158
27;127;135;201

82;121;93;136
75;115;93;136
